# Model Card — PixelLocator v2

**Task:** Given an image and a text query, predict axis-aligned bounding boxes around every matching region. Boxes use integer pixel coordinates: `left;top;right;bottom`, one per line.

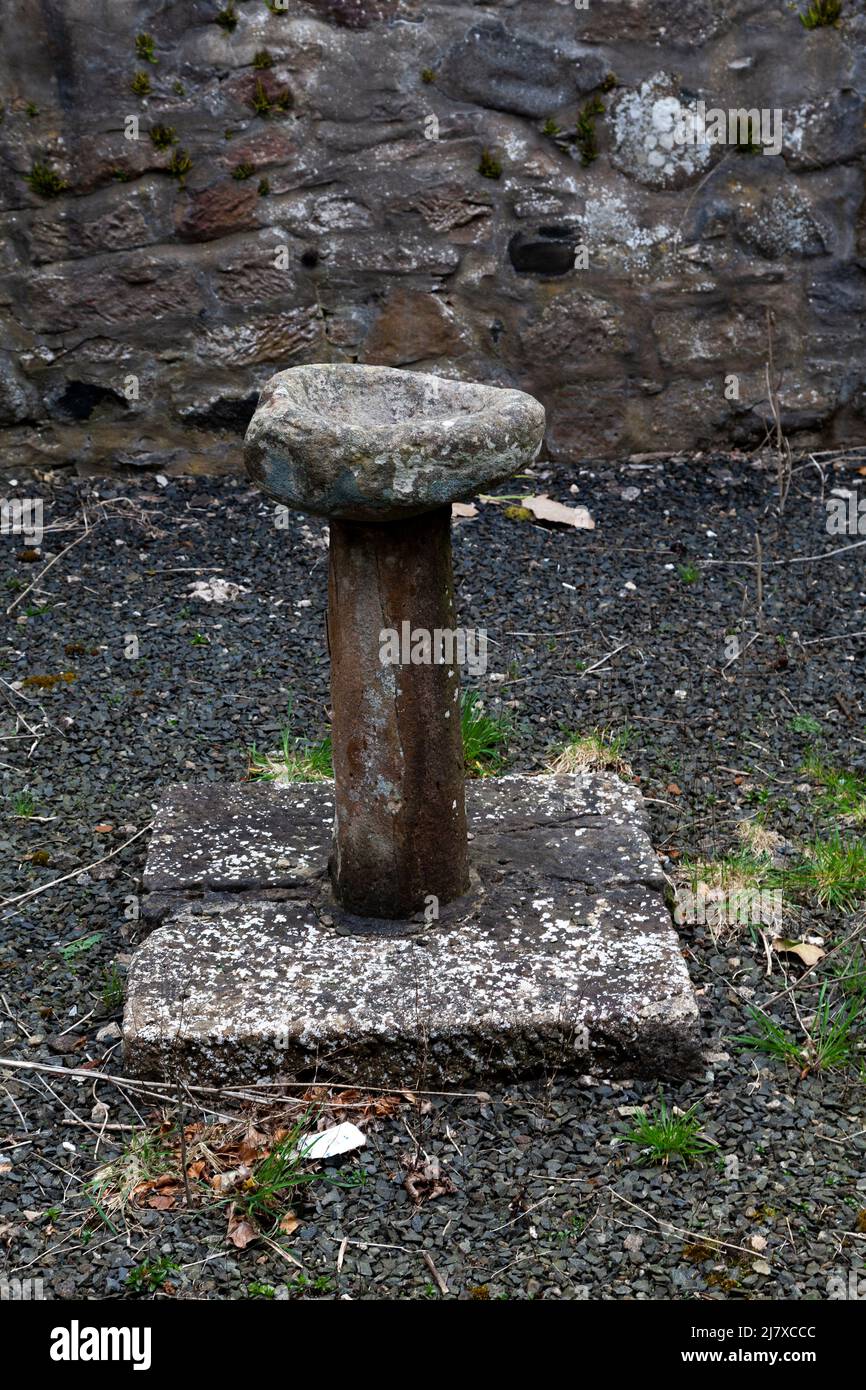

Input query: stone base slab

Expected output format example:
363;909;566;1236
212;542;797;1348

123;774;701;1086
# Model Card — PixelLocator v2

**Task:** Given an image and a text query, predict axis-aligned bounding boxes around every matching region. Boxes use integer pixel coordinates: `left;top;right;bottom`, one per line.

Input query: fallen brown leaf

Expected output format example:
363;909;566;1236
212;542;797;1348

402;1152;454;1206
227;1204;258;1250
771;938;825;967
521;495;594;529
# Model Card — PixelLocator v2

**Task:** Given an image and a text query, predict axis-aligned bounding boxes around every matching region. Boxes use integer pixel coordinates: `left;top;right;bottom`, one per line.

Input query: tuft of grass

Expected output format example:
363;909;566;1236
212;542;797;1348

11;790;36;818
733;985;863;1074
460;690;511;776
130;71;151;97
799;0;842;28
91;1127;173;1214
248;725;333;783
783;834;866;912
135;32;158;65
547;726;633;777
167;148;192;183
736;817;785;857
249;77;291;117
420;67;435;84
478;149;502;179
253;49;273;69
832;940;866;998
801;753;866;825
258;177;271;197
623;1096;717;1168
680;846;775;895
677;562;700;584
215;4;239;32
232;162;255;180
575;95;604;165
149;123;177;150
225;1114;364;1235
102;963;124;1011
25;161;68;198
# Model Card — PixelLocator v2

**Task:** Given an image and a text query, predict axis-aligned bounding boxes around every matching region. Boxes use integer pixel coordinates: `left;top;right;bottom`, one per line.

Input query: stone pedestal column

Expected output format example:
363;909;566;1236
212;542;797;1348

244;363;545;921
327;507;469;918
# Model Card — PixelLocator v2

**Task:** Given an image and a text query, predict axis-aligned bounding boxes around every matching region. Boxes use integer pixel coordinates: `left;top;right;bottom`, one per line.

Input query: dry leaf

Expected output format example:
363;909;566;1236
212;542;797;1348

451;502;478;518
147;1193;175;1211
667;783;682;796
521;495;594;529
748;1234;768;1252
279;1211;300;1236
226;1205;258;1250
237;1127;268;1164
402;1152;454;1206
93;823;113;833
771;938;825;967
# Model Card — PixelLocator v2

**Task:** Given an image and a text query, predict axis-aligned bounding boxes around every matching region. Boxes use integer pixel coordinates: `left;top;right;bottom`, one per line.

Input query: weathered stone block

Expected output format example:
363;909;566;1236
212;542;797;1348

439;21;608;118
124;774;701;1086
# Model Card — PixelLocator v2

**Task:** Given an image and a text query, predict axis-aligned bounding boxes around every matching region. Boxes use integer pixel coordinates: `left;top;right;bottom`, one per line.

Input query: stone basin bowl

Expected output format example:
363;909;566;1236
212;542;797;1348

244;363;546;522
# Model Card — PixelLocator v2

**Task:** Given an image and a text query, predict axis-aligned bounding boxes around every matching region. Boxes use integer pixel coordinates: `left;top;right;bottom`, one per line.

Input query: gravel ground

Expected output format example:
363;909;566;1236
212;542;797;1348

1;451;865;1302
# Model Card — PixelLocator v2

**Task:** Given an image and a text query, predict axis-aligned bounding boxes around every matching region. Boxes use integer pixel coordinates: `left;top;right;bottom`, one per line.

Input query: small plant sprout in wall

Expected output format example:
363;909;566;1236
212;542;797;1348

135;33;158;65
25;161;67;197
167;149;192;184
799;0;843;28
215;4;239;33
149;123;177;151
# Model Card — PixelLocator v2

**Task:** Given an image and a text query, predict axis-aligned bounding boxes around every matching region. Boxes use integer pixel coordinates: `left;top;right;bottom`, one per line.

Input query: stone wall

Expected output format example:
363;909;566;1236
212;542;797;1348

1;0;864;474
